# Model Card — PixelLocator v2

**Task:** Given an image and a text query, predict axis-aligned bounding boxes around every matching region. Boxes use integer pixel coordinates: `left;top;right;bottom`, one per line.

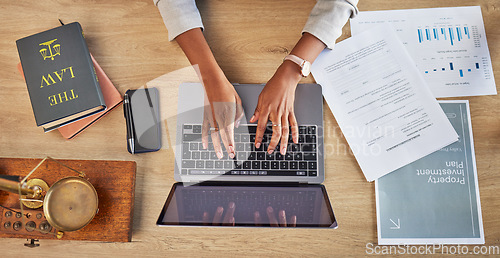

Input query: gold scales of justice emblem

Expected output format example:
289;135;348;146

39;39;61;61
0;157;98;244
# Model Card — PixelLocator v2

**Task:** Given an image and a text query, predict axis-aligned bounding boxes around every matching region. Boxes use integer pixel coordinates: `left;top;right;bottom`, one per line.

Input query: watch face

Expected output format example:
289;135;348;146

301;61;311;77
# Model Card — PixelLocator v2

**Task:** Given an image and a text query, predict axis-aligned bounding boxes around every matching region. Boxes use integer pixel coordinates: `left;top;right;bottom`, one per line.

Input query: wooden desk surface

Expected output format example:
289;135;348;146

0;0;499;256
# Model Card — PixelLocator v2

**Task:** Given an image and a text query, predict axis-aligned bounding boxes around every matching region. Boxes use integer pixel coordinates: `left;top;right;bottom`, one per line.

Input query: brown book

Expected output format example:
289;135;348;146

18;55;123;139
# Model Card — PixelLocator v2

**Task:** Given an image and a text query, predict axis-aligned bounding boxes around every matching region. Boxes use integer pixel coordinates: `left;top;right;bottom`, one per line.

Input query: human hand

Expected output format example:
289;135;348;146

250;61;302;155
175;28;244;160
254;206;297;227
202;202;297;227
201;75;244;160
202;201;236;226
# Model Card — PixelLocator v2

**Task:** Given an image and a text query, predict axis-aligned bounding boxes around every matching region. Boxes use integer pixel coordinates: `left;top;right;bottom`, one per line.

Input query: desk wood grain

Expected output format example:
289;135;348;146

0;0;498;256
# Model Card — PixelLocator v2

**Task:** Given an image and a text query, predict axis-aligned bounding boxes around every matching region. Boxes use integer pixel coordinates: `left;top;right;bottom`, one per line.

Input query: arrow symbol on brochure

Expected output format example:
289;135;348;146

390;218;400;229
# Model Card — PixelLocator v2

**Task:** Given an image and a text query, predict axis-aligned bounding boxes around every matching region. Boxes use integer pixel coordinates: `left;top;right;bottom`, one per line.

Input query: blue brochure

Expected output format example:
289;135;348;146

376;100;484;245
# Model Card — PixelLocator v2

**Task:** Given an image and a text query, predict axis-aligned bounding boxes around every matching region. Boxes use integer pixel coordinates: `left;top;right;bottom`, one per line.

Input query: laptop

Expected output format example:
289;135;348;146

156;83;337;227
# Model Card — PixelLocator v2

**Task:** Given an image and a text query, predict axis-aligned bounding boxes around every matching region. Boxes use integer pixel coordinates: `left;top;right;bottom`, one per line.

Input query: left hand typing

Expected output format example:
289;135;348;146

250;61;302;155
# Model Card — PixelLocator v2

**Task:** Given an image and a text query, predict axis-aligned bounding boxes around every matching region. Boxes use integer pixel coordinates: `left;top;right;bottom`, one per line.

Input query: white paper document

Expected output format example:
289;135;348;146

350;6;497;98
311;25;458;181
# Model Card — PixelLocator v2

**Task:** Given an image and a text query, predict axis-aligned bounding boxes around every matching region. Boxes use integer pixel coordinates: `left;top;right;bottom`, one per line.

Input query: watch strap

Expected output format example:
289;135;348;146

283;54;311;77
283;54;305;67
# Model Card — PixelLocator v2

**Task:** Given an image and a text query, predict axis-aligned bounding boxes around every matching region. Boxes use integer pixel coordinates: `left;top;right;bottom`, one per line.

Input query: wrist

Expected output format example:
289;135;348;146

278;61;303;85
197;63;227;88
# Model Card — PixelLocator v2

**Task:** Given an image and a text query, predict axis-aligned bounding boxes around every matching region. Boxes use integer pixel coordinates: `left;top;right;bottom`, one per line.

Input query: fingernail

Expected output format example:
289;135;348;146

255;142;261;149
268;149;274;154
254;211;261;222
229;202;235;209
250;115;255;122
281;146;286;155
203;142;207;149
235;119;240;128
217;151;223;159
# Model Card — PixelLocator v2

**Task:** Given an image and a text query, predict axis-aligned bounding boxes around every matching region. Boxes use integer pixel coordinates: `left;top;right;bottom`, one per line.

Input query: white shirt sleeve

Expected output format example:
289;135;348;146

154;0;204;41
154;0;358;48
302;0;359;49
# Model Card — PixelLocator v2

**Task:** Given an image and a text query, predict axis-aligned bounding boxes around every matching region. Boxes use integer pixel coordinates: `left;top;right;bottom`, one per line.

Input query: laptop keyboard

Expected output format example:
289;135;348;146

180;124;319;177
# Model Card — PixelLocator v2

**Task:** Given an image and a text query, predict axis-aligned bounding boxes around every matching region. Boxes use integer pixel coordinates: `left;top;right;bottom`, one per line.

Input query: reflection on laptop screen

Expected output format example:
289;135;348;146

156;183;337;228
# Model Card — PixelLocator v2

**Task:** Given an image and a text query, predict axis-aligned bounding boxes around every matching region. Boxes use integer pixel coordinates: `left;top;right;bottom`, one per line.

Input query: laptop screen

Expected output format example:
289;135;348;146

156;183;337;228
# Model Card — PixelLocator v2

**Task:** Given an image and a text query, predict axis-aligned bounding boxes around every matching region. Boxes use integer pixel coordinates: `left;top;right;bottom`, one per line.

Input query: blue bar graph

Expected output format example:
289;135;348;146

418;26;470;46
424;62;480;78
449;28;454;46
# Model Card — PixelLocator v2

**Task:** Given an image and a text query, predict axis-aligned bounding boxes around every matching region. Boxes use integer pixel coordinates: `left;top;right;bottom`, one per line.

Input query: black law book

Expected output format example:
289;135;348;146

16;22;106;132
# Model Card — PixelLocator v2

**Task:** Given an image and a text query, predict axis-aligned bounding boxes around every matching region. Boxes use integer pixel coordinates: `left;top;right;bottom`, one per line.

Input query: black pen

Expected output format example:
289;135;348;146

124;93;135;154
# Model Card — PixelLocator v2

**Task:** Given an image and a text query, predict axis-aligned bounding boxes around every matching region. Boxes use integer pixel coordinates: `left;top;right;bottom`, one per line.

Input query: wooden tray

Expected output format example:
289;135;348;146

0;157;136;242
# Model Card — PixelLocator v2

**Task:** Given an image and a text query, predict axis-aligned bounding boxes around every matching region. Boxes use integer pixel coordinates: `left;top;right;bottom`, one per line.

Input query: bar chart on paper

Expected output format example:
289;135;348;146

417;26;476;46
350;6;497;98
